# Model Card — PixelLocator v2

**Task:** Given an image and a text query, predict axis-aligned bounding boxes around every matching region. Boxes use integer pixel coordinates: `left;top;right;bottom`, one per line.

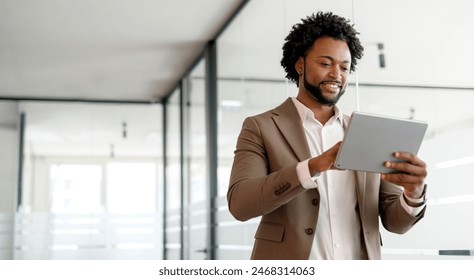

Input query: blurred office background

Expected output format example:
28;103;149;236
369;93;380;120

1;0;473;260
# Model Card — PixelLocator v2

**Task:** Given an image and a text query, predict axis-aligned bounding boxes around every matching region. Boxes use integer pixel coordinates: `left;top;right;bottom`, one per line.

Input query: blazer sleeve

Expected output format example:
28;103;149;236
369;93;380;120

227;116;306;221
378;180;426;234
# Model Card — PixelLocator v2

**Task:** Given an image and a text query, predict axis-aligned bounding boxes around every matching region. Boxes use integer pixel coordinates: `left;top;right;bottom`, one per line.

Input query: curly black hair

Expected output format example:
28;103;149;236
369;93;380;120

281;11;364;86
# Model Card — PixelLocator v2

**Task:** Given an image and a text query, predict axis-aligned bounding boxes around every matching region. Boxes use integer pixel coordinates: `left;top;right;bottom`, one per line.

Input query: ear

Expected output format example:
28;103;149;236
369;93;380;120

295;57;304;75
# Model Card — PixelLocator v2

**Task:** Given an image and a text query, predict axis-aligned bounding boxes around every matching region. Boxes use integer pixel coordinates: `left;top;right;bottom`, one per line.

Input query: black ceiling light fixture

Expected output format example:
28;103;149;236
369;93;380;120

377;43;386;68
122;121;127;139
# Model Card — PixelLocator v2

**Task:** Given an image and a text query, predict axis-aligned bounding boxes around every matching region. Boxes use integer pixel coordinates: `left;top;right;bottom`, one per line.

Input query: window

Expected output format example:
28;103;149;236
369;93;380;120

106;162;157;214
50;164;102;214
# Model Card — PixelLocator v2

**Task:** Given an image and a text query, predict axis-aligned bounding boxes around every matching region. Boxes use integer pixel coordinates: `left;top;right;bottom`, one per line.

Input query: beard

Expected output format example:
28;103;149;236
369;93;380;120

303;72;345;106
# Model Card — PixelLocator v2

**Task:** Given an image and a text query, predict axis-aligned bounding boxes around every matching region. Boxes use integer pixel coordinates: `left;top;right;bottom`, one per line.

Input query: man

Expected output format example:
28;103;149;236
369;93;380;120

227;11;427;260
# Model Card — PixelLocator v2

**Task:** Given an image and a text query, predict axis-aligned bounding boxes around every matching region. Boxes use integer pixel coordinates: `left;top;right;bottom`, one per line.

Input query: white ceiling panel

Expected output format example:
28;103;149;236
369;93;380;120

0;0;245;101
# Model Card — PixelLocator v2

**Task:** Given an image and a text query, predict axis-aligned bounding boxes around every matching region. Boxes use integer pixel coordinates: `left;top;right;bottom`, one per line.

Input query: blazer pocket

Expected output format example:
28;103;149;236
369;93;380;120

254;221;285;242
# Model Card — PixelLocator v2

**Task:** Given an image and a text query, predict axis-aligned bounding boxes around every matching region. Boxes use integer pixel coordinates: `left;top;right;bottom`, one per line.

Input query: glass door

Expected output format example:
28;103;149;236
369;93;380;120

185;61;209;259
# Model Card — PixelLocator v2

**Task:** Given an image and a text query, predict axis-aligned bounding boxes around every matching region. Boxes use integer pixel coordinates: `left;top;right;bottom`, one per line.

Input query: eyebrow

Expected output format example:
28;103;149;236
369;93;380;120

317;55;351;64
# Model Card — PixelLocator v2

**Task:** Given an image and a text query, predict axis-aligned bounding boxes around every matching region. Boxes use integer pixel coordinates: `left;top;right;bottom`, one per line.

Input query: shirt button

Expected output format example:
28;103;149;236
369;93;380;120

305;228;314;235
311;198;319;206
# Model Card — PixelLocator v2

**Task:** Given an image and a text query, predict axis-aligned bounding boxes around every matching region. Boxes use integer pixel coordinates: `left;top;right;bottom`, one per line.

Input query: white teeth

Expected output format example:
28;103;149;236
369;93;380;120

324;83;340;88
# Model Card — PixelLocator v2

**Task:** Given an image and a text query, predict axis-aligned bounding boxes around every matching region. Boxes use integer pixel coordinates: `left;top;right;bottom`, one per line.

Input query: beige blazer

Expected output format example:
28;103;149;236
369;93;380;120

227;98;425;260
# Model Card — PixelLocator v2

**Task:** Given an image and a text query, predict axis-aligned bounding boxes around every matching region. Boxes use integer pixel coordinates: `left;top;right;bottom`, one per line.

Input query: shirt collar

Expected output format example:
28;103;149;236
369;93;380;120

291;97;343;125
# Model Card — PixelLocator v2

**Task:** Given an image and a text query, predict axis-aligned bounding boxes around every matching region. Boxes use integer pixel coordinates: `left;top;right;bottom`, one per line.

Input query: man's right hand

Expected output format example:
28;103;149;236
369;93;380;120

308;141;342;176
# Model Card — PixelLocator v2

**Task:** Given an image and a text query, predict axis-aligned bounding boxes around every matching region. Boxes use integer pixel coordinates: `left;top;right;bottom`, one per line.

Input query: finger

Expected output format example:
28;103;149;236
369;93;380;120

393;151;426;168
384;161;427;177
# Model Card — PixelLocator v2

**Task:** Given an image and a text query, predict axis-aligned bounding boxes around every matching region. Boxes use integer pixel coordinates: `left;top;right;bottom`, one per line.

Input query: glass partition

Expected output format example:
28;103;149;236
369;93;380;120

186;60;209;259
164;89;182;260
14;101;163;260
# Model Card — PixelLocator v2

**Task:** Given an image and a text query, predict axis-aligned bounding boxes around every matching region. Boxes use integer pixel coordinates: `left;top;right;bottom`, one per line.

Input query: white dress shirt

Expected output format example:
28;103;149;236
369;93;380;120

291;97;425;259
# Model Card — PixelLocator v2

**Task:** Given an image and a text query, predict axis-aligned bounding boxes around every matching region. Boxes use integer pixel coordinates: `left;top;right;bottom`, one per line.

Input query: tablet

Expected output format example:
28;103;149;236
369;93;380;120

335;111;428;174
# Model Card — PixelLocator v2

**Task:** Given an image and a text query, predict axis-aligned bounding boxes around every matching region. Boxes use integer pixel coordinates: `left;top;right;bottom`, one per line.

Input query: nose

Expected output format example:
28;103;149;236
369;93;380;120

328;66;342;79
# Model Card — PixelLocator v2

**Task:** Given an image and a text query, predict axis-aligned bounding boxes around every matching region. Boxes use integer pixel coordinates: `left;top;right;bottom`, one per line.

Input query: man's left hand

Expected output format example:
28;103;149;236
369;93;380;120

381;152;427;199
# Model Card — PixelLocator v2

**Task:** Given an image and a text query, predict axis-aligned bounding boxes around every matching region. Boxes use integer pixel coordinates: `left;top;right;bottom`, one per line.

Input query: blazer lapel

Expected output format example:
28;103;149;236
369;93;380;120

271;98;311;161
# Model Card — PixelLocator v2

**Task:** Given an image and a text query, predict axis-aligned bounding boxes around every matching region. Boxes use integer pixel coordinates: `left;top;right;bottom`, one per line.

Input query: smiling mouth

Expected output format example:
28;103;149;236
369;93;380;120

321;81;341;92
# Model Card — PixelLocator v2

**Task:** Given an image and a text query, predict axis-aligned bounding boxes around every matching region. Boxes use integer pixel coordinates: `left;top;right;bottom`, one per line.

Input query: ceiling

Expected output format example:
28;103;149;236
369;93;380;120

0;0;245;102
1;0;474;158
